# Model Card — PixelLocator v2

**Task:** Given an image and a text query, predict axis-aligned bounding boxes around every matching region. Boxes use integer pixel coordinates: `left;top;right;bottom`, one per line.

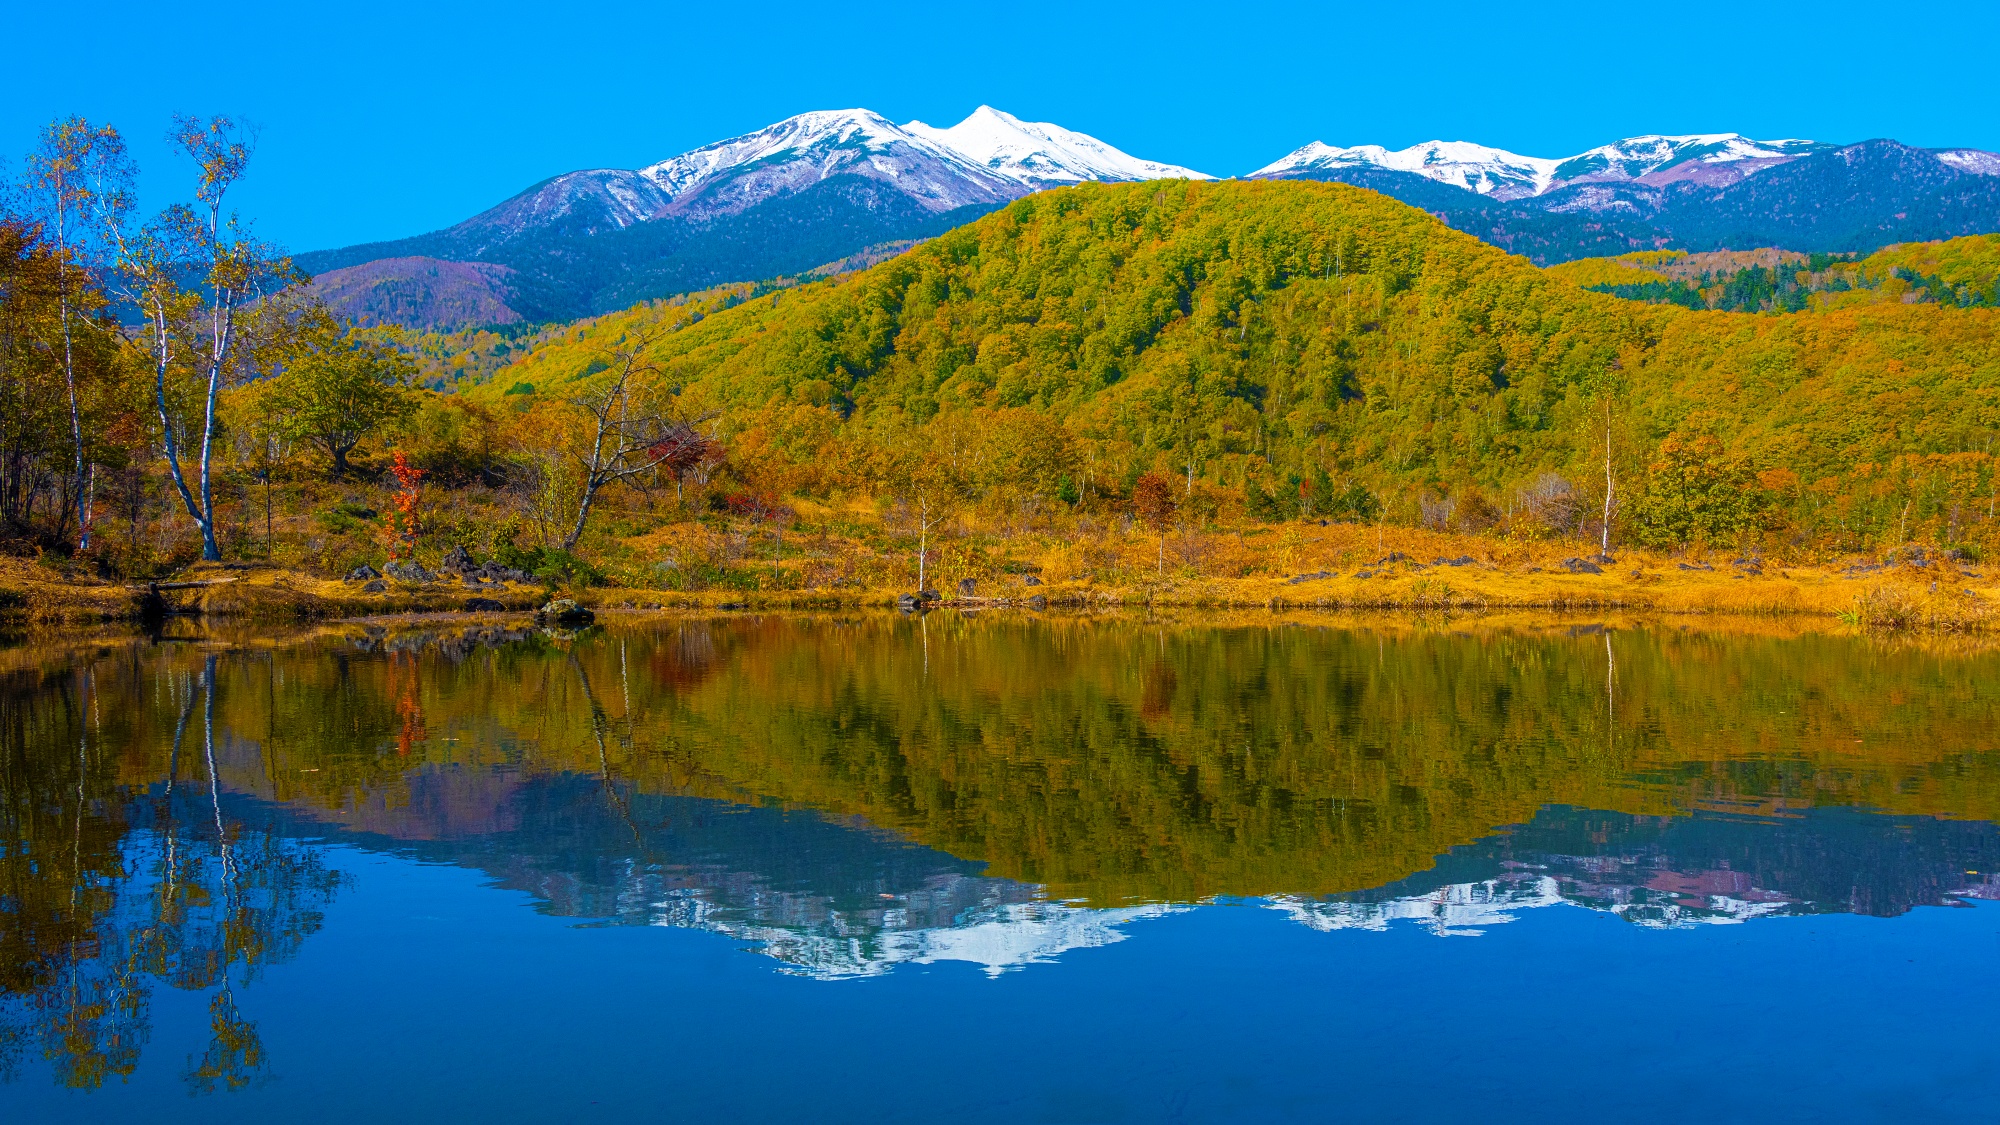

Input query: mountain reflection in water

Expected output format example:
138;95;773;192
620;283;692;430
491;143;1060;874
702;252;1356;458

3;614;1999;1092
285;775;1179;979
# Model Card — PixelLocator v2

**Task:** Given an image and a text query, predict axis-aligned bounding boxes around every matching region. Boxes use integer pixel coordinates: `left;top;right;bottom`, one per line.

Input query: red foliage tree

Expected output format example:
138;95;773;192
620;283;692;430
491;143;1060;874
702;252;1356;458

381;450;425;562
1132;471;1178;575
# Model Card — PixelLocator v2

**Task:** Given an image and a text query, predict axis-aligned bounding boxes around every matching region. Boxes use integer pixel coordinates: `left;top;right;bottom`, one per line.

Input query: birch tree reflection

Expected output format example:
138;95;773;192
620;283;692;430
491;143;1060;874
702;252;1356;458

0;655;343;1091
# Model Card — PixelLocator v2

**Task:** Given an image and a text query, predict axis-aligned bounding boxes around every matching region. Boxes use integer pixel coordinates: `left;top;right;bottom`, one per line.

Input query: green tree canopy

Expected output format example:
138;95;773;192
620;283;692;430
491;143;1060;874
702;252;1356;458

271;312;416;479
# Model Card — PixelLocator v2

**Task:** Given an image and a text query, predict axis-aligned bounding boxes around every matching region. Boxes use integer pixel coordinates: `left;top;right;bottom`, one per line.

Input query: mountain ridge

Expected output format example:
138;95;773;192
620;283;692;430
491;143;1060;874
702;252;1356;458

1260;138;2000;265
296;110;2000;332
1251;132;1843;198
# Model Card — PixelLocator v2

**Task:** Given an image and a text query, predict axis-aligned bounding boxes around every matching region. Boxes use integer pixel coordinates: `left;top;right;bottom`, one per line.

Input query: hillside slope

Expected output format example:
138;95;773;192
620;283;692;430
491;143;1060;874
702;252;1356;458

303;257;523;327
488;179;2000;542
1545;235;2000;312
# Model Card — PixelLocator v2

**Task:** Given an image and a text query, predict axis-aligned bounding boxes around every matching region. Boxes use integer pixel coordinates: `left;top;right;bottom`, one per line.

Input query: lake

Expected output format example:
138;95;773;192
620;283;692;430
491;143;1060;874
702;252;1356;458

3;613;1998;1123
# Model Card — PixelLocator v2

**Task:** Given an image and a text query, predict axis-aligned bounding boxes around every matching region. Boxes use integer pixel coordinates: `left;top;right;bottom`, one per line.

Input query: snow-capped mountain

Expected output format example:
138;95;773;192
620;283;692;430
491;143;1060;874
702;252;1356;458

300;106;1207;323
454;109;1021;245
1551;134;1831;189
455;106;1200;244
905;105;1211;189
1252;132;1836;198
1250;131;2000;267
1254;140;1561;200
637;108;1024;220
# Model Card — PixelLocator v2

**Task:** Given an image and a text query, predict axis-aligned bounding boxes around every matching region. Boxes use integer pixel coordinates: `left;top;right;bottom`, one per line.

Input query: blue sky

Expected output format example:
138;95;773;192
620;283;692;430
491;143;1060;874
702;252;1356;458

4;0;1994;253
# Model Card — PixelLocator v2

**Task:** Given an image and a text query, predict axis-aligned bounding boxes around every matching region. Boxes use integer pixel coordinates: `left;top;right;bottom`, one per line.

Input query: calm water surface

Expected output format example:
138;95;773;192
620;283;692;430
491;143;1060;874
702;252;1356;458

3;614;1999;1122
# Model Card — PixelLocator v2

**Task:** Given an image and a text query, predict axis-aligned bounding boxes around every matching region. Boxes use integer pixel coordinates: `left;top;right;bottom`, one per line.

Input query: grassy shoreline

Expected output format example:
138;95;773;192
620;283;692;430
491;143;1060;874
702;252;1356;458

0;534;1989;633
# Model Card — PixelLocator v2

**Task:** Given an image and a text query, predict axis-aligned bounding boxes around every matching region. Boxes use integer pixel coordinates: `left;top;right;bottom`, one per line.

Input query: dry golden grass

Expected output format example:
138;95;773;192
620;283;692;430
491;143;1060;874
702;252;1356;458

568;519;1998;634
0;554;148;622
4;505;1992;636
160;562;545;620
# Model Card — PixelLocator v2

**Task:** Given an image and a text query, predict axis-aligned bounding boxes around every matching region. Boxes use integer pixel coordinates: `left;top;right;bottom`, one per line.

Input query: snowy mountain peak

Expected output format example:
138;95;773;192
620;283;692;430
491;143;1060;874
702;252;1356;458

636;108;1000;202
905;105;1212;188
1253;132;1838;197
1552;133;1832;188
1252;140;1559;200
447;105;1210;252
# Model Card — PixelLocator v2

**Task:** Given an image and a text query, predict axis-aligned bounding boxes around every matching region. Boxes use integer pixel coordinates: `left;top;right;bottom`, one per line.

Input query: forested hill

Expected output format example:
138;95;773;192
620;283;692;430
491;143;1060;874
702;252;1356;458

487;178;2000;526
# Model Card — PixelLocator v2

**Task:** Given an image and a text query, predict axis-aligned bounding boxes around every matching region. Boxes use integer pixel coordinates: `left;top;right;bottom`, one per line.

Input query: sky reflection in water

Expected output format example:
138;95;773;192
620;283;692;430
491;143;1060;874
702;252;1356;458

3;615;1998;1122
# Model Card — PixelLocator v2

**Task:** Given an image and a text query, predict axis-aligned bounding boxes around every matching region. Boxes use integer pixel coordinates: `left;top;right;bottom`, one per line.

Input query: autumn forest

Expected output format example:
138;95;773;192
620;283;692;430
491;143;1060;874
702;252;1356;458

4;115;2000;614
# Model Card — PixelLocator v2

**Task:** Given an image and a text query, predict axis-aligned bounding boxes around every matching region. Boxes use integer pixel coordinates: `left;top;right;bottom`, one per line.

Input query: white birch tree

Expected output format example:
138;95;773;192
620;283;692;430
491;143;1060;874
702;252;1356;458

98;116;296;562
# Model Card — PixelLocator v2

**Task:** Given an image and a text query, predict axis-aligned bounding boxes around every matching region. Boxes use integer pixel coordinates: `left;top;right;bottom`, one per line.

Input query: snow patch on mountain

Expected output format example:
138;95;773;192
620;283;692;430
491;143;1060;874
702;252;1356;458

1937;148;2000;176
905;105;1211;188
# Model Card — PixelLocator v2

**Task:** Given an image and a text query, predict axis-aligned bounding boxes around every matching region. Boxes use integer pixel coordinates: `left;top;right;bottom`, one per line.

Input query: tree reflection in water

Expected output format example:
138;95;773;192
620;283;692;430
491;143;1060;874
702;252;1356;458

3;615;2000;1087
0;654;343;1091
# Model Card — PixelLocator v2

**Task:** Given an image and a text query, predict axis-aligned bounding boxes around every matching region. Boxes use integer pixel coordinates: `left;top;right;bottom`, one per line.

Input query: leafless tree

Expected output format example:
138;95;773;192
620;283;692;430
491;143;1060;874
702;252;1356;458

1601;397;1616;555
559;329;715;551
1418;492;1456;531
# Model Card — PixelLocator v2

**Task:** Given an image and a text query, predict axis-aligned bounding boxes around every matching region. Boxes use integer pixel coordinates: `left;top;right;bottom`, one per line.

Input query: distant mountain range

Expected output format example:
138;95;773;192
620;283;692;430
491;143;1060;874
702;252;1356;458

296;109;2000;330
1254;134;2000;266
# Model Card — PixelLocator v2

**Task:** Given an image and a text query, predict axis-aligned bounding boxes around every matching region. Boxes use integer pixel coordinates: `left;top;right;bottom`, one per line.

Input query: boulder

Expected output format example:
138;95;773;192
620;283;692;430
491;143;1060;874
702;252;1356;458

920;589;941;603
1027;594;1047;610
1022;575;1043;587
384;560;434;584
956;577;977;598
897;593;921;612
536;598;595;627
361;579;388;593
1561;557;1603;575
463;597;506;612
438;545;478;575
345;564;381;582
